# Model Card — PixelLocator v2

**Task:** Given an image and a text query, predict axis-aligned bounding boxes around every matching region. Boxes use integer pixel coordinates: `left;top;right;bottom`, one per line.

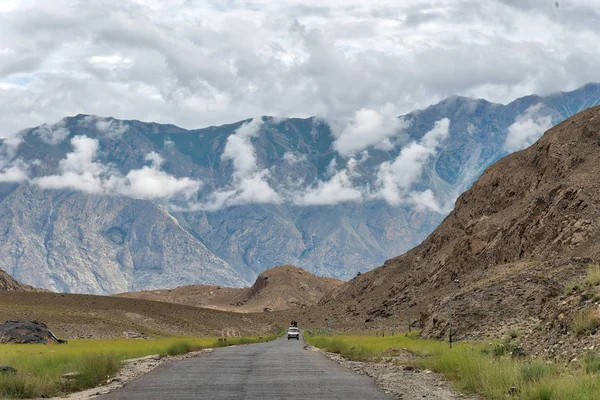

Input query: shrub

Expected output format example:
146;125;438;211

0;375;38;399
585;265;600;287
161;341;193;356
521;362;553;382
582;352;600;374
572;308;600;336
506;328;523;340
64;354;121;391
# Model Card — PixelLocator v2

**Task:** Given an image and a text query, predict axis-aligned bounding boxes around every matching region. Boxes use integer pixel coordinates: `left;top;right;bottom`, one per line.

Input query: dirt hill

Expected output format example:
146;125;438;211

320;106;600;356
0;292;278;340
0;269;40;291
118;265;344;313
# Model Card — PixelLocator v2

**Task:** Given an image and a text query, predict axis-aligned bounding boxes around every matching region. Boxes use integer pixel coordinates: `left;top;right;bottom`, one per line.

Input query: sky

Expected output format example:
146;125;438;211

1;0;600;138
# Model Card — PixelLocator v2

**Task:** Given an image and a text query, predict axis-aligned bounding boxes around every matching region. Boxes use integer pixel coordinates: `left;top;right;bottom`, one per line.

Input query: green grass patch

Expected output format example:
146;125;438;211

306;333;600;400
0;335;278;398
584;265;600;287
572;308;600;336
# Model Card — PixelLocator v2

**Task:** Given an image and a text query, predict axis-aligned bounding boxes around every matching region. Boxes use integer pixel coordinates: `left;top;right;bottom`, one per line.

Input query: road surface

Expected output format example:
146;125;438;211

100;335;392;399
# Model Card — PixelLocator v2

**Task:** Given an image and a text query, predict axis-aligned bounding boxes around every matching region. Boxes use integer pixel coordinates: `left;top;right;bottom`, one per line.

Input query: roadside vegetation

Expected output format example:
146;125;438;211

0;335;278;399
305;332;600;400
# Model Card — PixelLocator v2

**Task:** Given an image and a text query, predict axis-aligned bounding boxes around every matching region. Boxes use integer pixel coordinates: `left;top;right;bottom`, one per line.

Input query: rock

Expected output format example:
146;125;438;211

508;386;519;395
0;365;17;374
511;346;527;358
123;331;144;339
0;320;66;344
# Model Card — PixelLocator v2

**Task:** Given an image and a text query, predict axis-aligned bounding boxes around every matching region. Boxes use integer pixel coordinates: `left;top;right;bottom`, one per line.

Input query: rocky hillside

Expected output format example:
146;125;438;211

118;265;343;313
320;105;600;354
0;268;39;291
1;84;599;294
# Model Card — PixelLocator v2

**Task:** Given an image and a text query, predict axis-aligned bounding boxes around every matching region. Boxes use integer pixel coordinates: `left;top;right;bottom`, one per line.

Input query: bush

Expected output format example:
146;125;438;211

582;352;600;374
0;375;38;399
64;354;121;391
162;341;193;356
521;362;553;382
585;265;600;287
572;308;600;336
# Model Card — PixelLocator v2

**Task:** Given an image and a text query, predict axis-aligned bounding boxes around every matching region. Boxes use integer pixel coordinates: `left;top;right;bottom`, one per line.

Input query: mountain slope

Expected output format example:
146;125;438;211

320;105;600;351
0;268;38;291
1;84;600;294
117;265;343;313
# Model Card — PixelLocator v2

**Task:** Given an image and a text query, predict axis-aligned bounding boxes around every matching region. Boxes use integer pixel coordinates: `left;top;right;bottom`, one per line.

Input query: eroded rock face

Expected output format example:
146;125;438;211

0;320;66;344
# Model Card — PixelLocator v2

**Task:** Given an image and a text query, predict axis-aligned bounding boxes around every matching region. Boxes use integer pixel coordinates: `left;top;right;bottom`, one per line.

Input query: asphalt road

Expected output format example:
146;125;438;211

100;335;392;400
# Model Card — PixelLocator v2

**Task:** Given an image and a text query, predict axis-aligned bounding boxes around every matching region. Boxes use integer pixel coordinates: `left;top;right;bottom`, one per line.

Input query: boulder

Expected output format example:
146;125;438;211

0;320;66;344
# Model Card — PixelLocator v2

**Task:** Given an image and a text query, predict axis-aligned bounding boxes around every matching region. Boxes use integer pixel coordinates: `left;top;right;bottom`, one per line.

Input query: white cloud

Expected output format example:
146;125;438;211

1;0;599;137
0;137;28;182
326;158;338;177
145;151;164;168
283;152;307;165
331;104;407;156
375;118;450;206
116;165;201;200
33;135;202;200
0;165;28;182
295;168;363;206
504;103;553;152
408;190;442;213
221;118;263;179
30;120;70;144
95;118;129;138
188;117;281;210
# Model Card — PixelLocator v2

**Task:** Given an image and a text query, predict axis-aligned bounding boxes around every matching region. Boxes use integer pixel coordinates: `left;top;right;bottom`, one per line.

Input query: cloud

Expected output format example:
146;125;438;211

95;118;129;138
0;164;28;182
504;104;553;152
0;136;28;182
283;152;307;165
221;118;263;179
295;166;363;206
331;104;407;156
375;118;450;206
30;120;70;144
34;135;202;200
1;0;599;137
187;117;281;210
408;190;443;213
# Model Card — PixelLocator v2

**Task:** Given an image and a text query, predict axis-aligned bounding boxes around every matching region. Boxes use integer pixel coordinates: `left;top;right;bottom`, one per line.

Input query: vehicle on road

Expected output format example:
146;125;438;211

287;327;300;340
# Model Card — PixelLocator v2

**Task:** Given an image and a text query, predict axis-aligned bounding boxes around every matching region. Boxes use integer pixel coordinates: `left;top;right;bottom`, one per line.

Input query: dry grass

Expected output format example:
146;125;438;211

571;308;600;336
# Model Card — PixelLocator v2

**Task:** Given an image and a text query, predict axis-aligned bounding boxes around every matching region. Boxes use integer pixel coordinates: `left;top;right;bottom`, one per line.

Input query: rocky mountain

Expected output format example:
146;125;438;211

320;105;600;353
0;84;599;294
0;268;38;291
118;265;343;313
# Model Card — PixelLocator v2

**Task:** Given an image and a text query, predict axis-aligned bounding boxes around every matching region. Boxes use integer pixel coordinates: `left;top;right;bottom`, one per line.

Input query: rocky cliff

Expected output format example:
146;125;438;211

320;105;600;353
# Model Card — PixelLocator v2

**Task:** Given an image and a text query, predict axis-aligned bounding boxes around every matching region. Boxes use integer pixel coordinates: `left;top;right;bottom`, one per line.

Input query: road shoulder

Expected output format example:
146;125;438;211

305;344;480;400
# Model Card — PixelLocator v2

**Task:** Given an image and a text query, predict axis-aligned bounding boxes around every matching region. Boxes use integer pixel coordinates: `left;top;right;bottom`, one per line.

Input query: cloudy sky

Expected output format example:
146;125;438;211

1;0;599;137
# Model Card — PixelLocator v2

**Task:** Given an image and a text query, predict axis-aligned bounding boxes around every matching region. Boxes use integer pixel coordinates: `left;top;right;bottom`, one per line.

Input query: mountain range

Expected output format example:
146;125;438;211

1;83;599;294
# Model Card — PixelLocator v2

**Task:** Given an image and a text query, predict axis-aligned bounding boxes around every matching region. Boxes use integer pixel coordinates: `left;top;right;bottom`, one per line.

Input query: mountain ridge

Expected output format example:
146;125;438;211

1;83;600;294
318;105;600;355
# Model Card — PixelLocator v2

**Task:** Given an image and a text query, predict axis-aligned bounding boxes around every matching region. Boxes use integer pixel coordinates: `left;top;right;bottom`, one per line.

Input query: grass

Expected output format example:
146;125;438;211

584;265;600;287
0;335;279;398
565;264;600;294
571;308;600;336
305;332;600;400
